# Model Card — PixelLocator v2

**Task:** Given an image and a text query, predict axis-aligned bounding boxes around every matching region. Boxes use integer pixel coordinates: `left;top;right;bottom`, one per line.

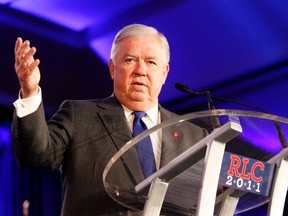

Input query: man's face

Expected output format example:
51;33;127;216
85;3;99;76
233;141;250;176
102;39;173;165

109;35;169;111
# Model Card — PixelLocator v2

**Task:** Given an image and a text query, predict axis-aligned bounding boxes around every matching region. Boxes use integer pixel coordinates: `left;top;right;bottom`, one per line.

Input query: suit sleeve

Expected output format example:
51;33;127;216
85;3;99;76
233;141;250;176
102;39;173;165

11;101;74;170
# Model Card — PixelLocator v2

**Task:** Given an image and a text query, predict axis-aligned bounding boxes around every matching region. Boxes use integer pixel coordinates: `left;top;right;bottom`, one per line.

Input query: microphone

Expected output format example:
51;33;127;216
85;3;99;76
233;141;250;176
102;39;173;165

175;82;288;149
175;83;221;129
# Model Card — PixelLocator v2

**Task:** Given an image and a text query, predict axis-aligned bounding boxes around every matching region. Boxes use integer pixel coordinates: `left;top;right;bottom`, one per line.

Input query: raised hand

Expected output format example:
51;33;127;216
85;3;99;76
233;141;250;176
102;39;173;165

14;37;41;98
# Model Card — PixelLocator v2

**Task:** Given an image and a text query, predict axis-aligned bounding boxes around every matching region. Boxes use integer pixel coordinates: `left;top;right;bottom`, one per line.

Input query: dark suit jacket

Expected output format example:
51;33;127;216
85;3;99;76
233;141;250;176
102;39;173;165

12;95;206;215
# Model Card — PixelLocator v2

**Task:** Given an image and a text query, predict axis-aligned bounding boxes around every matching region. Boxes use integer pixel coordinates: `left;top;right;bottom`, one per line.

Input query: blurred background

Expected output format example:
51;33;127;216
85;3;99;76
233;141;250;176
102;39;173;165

1;0;288;215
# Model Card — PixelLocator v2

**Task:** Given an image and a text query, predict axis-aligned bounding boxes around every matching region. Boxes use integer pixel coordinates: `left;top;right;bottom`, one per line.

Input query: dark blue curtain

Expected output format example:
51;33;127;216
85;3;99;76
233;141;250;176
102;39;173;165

0;122;62;216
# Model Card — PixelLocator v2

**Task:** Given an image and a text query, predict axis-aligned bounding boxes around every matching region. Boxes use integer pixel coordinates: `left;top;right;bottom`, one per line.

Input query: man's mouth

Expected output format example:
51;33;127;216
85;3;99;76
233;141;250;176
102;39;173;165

132;81;146;87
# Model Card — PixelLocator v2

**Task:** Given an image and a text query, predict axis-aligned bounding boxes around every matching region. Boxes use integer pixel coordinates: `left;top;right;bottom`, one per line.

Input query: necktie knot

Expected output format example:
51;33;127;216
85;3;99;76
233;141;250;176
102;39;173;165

133;112;148;137
133;111;146;119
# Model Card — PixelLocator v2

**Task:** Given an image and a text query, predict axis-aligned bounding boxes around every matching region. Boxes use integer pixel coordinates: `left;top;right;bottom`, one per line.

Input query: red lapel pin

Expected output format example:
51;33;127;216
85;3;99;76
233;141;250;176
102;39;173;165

173;131;179;139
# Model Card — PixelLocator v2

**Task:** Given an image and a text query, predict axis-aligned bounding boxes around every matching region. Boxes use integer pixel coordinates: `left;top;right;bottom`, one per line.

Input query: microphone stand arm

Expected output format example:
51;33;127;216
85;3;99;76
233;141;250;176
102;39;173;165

210;95;288;149
206;91;221;129
174;82;287;149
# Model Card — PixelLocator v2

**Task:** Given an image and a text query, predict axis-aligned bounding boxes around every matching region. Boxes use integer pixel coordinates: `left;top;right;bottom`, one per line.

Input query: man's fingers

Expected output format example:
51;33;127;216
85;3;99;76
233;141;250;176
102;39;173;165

25;47;37;61
15;39;29;56
17;59;40;76
15;39;38;72
15;39;32;63
14;37;23;54
28;59;40;74
14;37;41;98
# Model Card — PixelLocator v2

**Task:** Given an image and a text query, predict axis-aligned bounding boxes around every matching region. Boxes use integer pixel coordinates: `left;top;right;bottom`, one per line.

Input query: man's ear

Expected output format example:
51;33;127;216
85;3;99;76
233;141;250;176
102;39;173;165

108;59;115;80
162;64;170;85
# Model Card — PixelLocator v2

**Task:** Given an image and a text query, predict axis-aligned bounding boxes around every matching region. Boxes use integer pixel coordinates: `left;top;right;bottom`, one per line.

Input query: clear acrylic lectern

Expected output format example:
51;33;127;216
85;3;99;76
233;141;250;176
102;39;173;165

103;109;288;216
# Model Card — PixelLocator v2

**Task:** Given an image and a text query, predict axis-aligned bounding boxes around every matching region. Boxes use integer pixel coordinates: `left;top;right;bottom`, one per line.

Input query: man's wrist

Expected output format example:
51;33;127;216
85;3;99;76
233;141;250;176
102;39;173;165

20;86;40;99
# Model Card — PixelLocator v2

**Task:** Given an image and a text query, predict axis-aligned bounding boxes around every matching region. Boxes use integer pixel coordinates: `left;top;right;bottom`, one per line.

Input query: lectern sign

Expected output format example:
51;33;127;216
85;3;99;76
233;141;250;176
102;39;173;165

219;152;275;196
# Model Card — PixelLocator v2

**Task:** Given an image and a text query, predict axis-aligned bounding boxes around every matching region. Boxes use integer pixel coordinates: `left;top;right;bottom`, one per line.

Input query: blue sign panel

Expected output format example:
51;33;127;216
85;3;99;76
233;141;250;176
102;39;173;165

219;152;275;197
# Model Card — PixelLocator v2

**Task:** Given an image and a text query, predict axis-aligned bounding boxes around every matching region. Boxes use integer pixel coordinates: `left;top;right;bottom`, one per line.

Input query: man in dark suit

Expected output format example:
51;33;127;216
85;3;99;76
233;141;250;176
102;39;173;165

12;24;206;215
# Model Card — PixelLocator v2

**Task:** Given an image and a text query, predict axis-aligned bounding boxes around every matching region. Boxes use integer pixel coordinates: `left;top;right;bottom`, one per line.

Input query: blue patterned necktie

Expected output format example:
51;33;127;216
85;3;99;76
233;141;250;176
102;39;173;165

132;111;156;178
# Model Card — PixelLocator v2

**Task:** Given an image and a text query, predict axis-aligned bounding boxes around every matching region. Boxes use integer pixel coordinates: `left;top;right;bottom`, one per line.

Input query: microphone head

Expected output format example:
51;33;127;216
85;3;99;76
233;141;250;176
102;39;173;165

175;82;203;95
174;82;191;93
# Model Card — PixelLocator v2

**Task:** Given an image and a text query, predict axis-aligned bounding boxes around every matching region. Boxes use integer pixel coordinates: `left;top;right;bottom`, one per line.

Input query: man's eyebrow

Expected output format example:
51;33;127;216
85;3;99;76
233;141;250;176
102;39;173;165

123;53;136;58
146;56;160;61
147;56;157;59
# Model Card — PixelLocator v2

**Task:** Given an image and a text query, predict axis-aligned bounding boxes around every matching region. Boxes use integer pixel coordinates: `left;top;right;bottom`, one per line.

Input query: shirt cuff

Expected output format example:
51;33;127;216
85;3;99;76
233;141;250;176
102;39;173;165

13;87;42;118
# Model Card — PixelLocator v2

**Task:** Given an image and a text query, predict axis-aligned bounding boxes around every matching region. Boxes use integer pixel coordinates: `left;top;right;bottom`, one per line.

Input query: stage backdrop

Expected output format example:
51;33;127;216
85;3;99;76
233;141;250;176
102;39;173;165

0;122;62;216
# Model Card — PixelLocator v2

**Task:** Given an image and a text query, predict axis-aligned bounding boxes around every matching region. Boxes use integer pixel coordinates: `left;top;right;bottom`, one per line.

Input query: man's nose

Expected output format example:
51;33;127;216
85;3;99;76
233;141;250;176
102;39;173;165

134;61;147;76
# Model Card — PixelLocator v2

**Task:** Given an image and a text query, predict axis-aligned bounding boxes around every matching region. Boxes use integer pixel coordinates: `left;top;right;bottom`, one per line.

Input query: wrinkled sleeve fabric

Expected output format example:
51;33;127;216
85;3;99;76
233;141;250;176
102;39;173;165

11;99;74;170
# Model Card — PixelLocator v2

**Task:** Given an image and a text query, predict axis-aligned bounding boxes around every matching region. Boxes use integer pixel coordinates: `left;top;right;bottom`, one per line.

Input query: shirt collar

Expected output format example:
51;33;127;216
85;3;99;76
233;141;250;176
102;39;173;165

122;104;159;124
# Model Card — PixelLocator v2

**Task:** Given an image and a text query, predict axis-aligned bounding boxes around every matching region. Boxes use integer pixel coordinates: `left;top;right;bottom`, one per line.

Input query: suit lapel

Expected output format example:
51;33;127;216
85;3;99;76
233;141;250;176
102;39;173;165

97;96;144;184
159;106;181;167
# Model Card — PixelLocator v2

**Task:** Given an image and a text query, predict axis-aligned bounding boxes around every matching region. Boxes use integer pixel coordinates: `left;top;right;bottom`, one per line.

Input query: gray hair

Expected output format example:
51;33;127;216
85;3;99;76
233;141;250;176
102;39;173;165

110;24;170;64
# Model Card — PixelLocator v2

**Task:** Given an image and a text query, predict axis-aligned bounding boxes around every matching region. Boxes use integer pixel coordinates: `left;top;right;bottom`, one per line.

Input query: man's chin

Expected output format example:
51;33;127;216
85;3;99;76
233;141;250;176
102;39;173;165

130;96;147;102
129;91;148;100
